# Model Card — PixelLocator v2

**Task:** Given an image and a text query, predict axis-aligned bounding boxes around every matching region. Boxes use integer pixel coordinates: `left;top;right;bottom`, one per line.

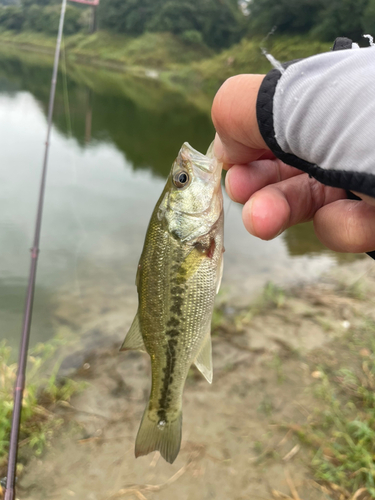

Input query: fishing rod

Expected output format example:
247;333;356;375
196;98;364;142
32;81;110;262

4;0;67;497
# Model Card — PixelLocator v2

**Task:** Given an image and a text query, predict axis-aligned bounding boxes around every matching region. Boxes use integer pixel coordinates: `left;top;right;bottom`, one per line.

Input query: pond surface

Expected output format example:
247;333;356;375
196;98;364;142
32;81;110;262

0;51;338;349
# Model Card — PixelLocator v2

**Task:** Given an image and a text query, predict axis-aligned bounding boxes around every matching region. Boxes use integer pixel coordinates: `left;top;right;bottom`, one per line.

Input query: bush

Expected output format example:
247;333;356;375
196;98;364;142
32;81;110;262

0;5;25;30
362;0;375;34
311;0;369;41
180;29;204;45
24;4;82;35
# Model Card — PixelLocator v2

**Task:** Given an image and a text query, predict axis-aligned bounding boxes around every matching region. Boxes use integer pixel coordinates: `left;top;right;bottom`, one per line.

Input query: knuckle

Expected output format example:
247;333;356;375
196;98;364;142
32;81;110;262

306;177;326;220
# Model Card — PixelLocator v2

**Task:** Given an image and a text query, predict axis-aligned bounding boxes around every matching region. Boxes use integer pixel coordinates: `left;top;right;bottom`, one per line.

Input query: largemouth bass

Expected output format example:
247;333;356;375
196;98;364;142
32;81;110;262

121;142;224;464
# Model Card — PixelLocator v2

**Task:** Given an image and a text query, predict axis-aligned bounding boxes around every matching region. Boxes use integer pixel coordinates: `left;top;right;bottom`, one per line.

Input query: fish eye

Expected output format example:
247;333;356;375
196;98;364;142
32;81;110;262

173;170;190;189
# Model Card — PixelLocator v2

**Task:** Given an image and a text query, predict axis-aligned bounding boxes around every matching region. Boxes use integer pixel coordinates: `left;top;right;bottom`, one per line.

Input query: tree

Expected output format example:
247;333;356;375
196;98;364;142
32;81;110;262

0;5;25;30
247;0;323;35
24;4;82;34
362;0;375;35
98;0;156;35
312;0;369;41
148;0;244;49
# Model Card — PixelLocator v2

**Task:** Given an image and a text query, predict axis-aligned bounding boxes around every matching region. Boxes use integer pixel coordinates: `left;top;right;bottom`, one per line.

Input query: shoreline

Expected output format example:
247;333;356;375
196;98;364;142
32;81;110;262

2;256;374;499
0;30;331;98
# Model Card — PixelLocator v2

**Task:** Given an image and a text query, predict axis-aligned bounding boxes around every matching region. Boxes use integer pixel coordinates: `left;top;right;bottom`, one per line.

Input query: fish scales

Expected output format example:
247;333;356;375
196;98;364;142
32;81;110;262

121;142;224;464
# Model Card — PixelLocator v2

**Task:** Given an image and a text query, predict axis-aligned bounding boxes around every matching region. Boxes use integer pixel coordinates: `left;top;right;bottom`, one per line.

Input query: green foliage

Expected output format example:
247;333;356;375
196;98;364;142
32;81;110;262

311;0;369;41
248;0;373;42
296;346;375;496
22;0;59;7
98;0;244;49
150;0;244;49
98;0;155;36
0;5;24;30
26;4;82;35
0;339;84;462
180;29;204;46
362;0;375;33
248;0;323;35
0;3;82;34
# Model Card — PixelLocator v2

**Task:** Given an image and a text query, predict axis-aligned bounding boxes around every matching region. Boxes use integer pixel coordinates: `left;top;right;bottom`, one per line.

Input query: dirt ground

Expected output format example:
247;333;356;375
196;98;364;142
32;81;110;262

15;257;375;500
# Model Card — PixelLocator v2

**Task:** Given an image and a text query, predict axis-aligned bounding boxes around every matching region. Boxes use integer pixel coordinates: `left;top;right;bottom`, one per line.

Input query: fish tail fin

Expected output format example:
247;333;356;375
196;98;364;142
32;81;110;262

135;409;182;464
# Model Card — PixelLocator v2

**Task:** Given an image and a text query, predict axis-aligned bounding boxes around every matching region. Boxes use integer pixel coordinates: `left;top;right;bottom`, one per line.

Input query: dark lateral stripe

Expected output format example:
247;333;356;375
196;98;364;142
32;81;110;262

157;338;178;423
157;255;186;423
167;317;180;327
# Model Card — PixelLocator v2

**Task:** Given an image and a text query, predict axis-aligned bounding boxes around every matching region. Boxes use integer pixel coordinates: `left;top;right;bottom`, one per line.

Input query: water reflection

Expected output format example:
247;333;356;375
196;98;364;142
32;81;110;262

0;54;214;177
0;50;337;349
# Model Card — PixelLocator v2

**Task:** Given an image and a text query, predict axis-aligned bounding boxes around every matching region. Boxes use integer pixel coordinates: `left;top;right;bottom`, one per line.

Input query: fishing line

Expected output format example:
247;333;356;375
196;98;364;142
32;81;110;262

62;36;72;136
61;34;88;305
4;0;67;498
363;34;375;46
260;26;285;74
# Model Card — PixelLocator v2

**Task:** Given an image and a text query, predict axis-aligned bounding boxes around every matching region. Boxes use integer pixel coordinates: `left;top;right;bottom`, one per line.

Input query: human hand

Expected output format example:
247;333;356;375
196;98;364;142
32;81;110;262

211;74;375;253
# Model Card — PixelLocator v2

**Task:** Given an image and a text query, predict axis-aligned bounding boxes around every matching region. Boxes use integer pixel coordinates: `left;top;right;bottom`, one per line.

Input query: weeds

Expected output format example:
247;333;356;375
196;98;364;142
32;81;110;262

295;344;375;498
0;339;85;471
255;282;286;312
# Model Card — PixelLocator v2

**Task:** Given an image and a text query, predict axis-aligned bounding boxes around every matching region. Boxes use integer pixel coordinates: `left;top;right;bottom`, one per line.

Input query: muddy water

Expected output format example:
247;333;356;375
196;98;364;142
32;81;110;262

0;52;339;351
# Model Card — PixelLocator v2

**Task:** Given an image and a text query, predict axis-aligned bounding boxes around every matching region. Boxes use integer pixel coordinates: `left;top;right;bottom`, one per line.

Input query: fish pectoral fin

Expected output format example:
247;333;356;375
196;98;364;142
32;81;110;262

194;333;213;384
216;251;224;295
120;313;146;352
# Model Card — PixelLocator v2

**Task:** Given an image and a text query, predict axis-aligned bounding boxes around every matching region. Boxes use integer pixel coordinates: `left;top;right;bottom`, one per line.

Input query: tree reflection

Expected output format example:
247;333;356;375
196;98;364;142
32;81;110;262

0;52;214;177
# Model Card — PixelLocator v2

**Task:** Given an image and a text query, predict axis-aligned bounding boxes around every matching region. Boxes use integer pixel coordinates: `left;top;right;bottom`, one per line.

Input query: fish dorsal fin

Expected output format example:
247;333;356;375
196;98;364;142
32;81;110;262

194;332;213;384
120;313;146;352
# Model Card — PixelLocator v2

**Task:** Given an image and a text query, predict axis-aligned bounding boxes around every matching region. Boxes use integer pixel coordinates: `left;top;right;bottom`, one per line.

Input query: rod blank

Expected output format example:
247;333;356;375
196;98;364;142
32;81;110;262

4;0;67;498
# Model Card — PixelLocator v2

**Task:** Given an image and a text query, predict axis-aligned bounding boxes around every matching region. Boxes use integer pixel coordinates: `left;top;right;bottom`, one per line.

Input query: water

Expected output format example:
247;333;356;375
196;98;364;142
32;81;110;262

0;50;337;349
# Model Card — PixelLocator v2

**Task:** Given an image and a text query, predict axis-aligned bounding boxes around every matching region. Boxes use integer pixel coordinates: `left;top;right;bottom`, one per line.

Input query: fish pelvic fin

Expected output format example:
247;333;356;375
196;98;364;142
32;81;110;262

120;313;146;352
135;409;182;464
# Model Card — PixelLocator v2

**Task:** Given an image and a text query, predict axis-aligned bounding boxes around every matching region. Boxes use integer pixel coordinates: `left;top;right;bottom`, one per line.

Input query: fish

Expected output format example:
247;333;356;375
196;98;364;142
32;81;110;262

120;141;224;464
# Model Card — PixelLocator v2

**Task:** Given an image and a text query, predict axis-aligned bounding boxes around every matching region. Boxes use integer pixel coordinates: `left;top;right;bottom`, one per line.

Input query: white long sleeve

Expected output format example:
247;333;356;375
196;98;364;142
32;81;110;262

256;43;375;197
274;46;375;176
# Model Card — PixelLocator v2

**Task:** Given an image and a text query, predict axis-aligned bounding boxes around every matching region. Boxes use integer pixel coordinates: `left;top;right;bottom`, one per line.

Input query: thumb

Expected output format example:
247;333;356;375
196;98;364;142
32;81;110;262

211;74;270;165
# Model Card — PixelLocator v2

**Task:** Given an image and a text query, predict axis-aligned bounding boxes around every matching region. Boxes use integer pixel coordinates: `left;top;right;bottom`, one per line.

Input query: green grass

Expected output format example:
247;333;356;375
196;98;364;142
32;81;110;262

0;29;212;69
0;29;332;101
179;35;332;96
294;322;375;499
0;339;85;475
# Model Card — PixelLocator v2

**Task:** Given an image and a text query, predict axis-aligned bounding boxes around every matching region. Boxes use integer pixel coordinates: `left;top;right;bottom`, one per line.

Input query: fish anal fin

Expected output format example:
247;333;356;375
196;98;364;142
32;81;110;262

194;333;213;384
135;410;182;464
120;313;146;352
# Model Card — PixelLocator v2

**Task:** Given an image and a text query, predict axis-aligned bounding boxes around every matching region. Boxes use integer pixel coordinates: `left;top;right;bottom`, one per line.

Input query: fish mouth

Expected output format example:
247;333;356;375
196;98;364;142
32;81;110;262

179;142;218;174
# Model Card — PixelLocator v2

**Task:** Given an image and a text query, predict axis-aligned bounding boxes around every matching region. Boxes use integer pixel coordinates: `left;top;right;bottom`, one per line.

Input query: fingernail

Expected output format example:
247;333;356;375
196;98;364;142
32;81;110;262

244;197;256;235
225;169;233;200
213;133;224;160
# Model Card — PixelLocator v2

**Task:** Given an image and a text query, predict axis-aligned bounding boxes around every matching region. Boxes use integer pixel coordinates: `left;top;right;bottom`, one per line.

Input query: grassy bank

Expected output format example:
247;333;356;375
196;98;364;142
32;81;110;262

0;337;84;483
11;258;375;500
213;259;375;499
0;30;212;70
0;30;331;98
